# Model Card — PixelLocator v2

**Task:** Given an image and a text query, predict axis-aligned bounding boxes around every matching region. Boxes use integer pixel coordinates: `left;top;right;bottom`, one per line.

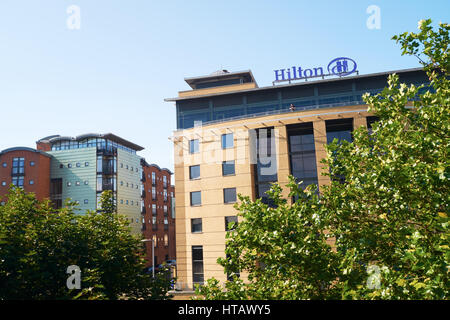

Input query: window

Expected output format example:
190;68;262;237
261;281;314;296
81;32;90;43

84;180;89;185
164;234;169;247
253;127;278;207
222;160;235;176
189;165;200;180
67;182;72;187
12;176;24;187
224;188;237;204
84;199;89;204
76;162;81;168
163;175;167;188
75;181;80;186
1;182;6;186
164;205;168;215
152;204;157;215
225;216;238;231
190;191;201;206
164;217;169;230
366;116;380;135
189;139;200;154
1;162;6;168
191;218;202;233
59;164;64;169
221;133;234;149
29;180;34;185
192;246;204;285
152;172;156;185
68;163;72;168
163;190;168;202
152;187;156;200
85;162;89;167
30;161;35;167
287;122;318;190
12;158;25;175
326;118;353;144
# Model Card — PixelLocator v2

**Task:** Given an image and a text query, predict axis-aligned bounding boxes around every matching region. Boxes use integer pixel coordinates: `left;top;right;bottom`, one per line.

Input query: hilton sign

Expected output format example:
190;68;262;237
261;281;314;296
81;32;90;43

273;57;358;84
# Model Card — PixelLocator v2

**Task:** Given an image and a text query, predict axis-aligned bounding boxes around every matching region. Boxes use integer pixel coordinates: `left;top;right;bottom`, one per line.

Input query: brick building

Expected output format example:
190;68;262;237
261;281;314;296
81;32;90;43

141;160;176;269
0;147;51;203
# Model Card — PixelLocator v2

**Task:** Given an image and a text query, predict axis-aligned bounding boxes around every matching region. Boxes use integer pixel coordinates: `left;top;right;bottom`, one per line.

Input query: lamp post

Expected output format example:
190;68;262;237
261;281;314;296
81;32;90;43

141;239;155;278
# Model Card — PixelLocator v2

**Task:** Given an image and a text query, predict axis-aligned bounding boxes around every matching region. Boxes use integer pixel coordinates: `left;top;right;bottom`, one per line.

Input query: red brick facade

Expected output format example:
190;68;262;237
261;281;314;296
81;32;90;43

0;148;51;202
141;162;176;268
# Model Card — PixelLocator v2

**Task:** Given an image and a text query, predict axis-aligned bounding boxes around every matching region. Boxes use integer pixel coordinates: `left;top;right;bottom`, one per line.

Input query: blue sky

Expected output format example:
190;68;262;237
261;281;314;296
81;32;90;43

0;0;448;170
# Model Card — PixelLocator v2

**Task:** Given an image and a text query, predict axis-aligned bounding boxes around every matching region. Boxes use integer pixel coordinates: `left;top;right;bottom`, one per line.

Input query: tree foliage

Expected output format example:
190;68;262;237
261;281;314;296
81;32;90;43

0;188;173;300
197;19;449;300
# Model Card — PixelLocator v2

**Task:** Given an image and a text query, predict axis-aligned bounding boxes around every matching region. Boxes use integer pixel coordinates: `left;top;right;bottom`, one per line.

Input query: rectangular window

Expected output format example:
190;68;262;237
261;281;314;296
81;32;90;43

287;122;318;190
163;175;167;188
189;139;199;154
221;133;234;149
252;127;277;207
12;157;25;175
189;165;200;180
326;118;353;144
225;216;238;231
222;160;235;176
190;191;201;206
152;204;157;215
191;218;202;233
152;187;156;200
223;188;237;204
152;172;156;185
366;116;380;135
192;246;204;285
326;118;354;184
12;176;24;187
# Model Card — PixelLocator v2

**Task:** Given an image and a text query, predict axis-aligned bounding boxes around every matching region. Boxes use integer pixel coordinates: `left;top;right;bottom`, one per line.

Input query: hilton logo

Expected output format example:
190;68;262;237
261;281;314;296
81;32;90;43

273;57;358;84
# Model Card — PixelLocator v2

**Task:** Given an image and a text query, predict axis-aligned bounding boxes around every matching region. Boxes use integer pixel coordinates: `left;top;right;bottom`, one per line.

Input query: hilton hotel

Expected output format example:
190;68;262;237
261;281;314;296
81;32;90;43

166;66;428;291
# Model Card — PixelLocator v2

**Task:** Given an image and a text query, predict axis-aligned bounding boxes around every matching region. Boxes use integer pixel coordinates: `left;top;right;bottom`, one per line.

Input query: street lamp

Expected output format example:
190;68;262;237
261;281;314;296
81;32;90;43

141;239;155;278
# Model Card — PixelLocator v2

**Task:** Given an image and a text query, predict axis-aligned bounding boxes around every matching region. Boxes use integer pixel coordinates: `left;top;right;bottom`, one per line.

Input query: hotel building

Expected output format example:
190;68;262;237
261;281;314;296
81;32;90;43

166;67;429;290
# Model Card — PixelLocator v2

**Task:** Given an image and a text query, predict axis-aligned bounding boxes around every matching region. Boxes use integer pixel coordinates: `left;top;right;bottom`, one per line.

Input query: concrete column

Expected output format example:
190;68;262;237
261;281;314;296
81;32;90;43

313;119;330;192
275;125;291;202
353;114;367;129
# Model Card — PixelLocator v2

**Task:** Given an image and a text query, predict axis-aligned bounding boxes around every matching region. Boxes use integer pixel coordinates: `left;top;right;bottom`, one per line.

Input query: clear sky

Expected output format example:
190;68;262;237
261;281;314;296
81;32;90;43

0;0;448;170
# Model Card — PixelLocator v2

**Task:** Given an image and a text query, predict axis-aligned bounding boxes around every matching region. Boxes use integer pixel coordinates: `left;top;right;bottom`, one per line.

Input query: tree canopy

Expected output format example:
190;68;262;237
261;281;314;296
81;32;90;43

0;188;172;300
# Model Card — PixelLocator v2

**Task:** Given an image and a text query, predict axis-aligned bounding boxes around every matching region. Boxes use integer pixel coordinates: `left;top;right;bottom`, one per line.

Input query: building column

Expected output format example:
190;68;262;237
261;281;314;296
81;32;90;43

275;125;291;202
313;119;330;192
353;113;367;129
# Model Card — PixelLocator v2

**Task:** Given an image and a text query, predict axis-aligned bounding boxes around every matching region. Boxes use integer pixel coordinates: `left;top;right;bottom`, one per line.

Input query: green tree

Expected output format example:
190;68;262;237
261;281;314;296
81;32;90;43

323;19;449;299
0;188;173;300
197;19;449;300
196;180;340;300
